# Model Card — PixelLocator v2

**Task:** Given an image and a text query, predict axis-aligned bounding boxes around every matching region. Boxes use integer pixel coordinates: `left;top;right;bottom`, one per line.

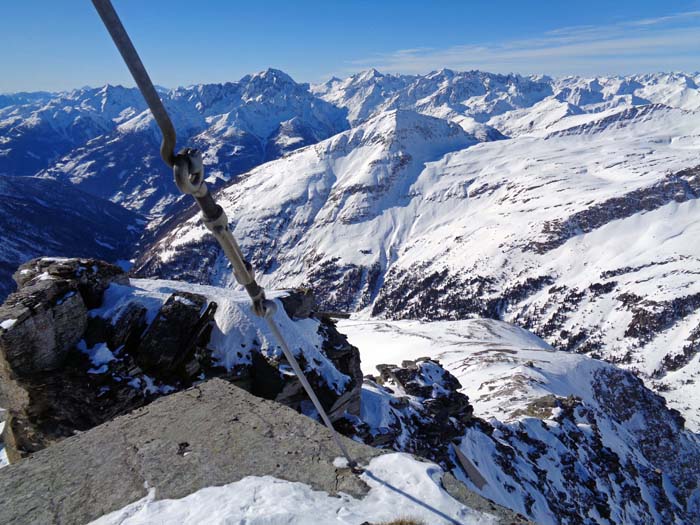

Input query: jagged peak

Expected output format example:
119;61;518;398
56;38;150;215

427;68;456;80
355;68;385;82
245;68;297;85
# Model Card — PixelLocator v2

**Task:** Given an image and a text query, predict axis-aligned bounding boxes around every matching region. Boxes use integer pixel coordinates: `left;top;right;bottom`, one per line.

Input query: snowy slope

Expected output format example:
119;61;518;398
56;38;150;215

90;453;500;525
136;108;477;303
0;176;143;300
341;318;700;525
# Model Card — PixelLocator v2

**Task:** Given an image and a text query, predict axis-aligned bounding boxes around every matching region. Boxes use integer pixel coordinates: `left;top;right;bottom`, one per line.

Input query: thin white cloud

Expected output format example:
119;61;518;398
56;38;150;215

341;10;700;78
623;10;700;27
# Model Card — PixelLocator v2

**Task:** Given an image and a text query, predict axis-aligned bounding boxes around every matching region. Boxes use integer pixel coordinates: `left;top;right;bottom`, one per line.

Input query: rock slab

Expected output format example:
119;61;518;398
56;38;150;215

0;379;377;525
0;379;527;525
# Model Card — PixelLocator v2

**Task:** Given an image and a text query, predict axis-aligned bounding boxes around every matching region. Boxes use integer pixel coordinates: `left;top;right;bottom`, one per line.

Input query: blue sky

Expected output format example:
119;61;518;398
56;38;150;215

2;0;700;92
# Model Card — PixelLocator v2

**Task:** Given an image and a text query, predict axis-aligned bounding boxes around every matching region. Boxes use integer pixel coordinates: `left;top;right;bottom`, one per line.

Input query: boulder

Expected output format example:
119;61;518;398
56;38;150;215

251;290;365;422
279;287;316;319
320;318;363;417
136;291;209;375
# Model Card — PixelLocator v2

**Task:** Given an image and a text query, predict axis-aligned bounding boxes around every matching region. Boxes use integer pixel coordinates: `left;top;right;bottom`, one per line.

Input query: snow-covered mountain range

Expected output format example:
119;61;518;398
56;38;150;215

0;70;347;216
128;69;700;432
3;68;700;523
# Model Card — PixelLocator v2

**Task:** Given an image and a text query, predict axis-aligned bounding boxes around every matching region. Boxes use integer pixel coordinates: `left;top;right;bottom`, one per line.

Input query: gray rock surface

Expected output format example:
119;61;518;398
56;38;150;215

0;378;526;525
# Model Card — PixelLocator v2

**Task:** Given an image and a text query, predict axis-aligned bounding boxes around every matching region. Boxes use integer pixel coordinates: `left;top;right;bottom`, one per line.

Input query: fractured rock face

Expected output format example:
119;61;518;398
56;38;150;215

136;291;209;375
270;296;364;421
0;258;128;383
0;258;365;463
0;258;130;461
0;279;86;378
0;258;220;461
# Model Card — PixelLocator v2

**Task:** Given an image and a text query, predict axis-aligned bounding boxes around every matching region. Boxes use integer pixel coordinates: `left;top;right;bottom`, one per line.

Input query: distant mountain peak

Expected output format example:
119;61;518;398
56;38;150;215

356;68;384;82
247;68;297;85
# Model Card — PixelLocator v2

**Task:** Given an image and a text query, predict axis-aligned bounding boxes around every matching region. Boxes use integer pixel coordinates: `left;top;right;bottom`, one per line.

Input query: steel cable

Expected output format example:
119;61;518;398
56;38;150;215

91;0;357;469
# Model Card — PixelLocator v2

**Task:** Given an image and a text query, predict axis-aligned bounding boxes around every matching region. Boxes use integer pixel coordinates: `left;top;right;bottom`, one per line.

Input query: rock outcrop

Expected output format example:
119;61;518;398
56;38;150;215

0;258;363;463
0;258;132;461
341;318;700;525
354;358;474;471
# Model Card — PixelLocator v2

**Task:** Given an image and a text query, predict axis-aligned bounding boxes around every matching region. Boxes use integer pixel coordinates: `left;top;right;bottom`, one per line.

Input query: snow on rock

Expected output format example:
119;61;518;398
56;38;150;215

0;319;16;330
341;318;700;525
90;453;499;525
78;341;116;374
0;417;7;469
103;278;349;391
0;375;529;524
